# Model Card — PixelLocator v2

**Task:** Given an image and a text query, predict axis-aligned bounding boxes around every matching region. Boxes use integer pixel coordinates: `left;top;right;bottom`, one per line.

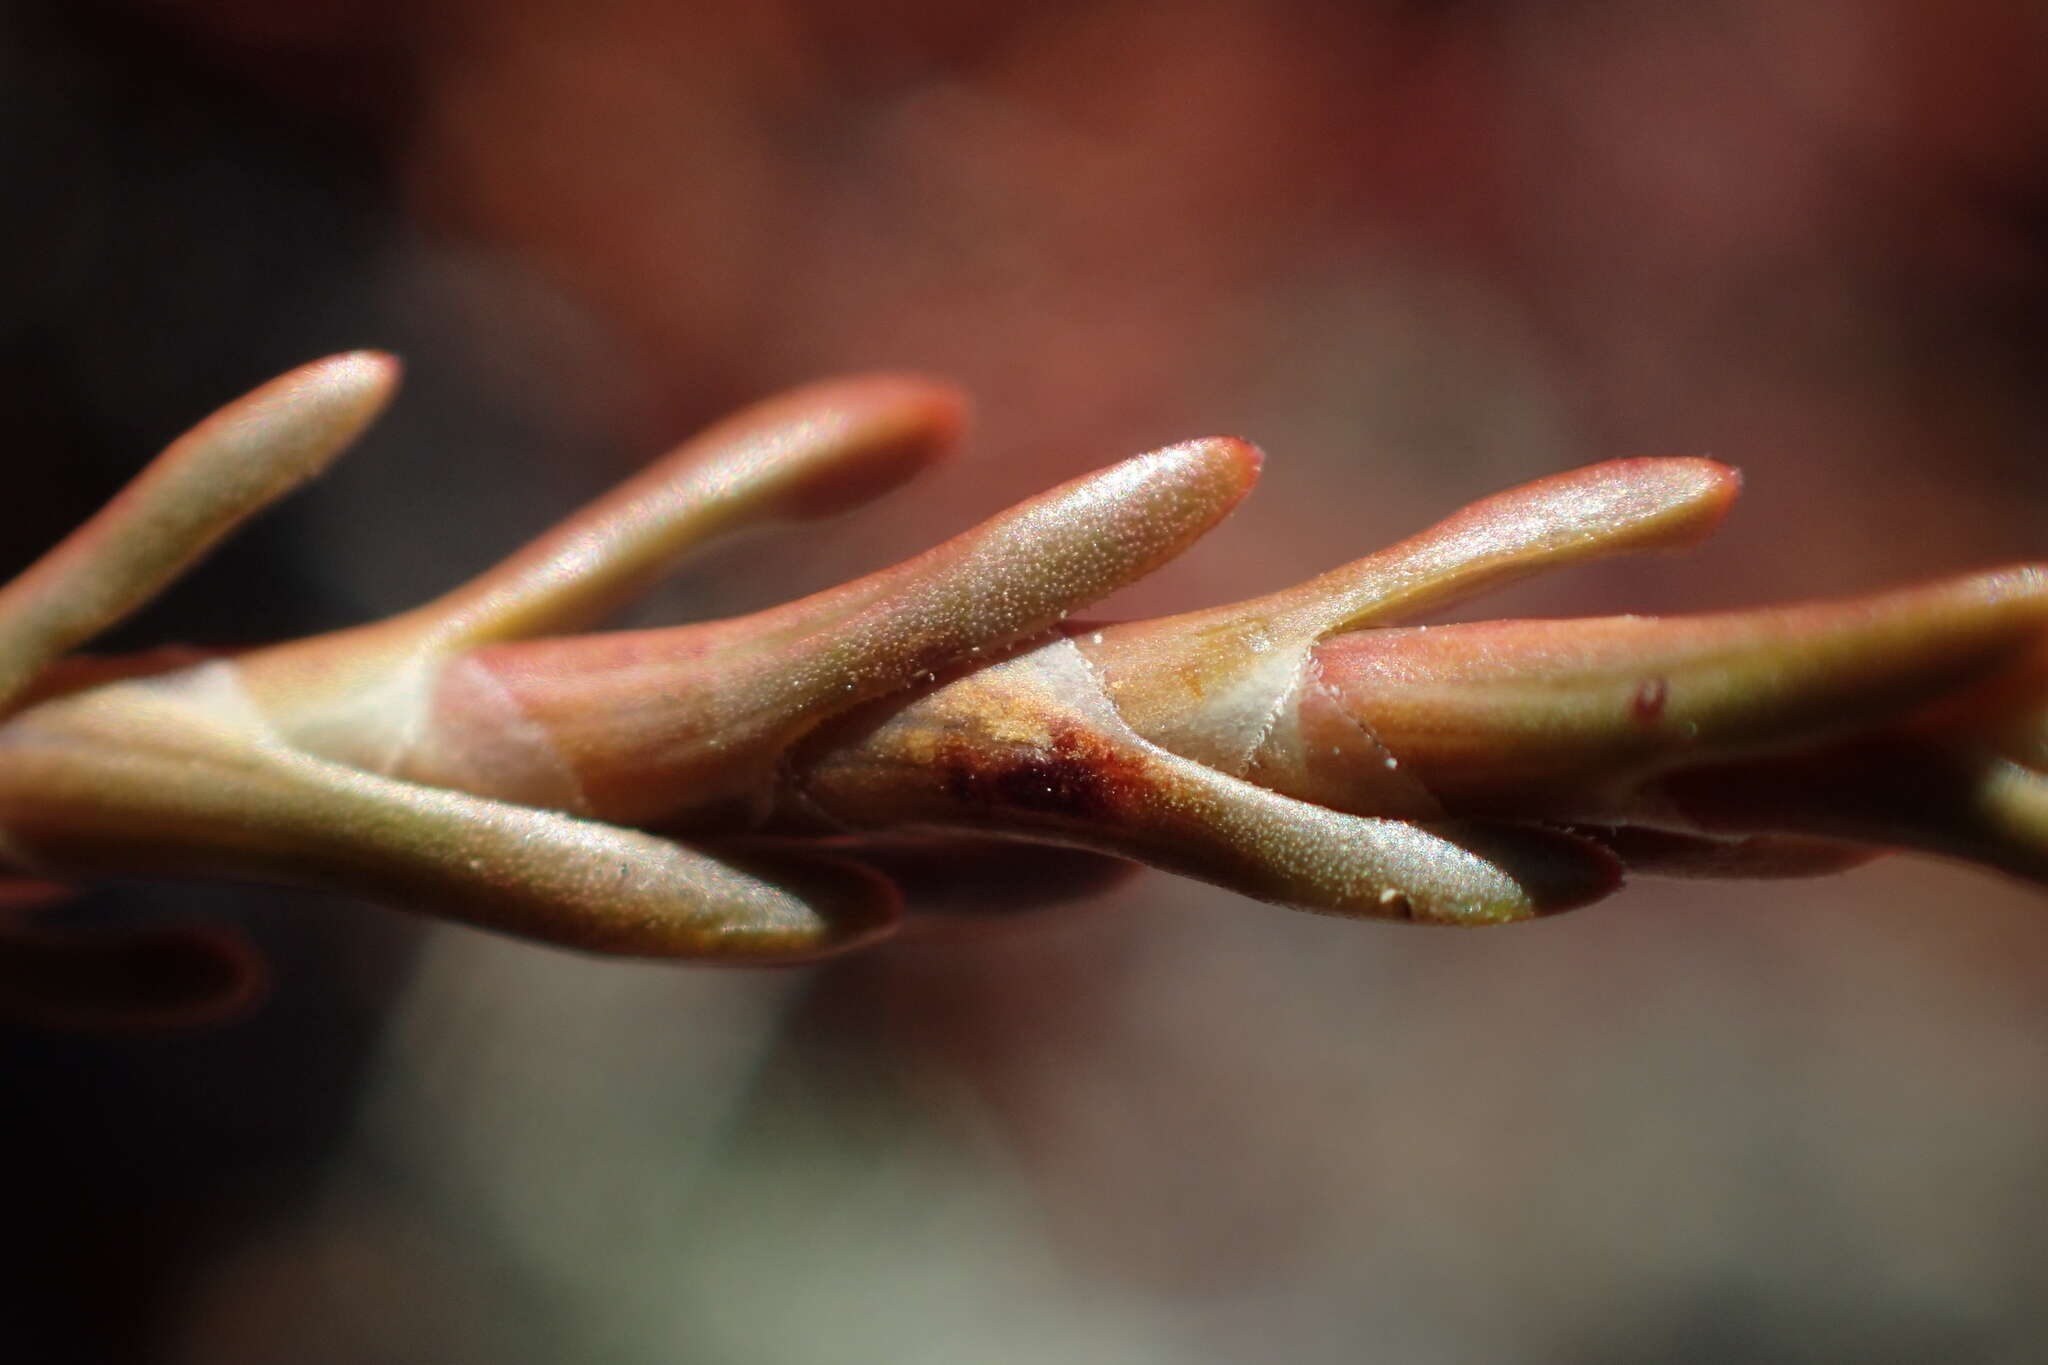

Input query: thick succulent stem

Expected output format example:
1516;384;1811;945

5;352;2048;1022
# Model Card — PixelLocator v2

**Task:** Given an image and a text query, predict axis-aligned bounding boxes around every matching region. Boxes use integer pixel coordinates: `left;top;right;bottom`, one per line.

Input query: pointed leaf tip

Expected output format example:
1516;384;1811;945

1164;434;1264;497
388;372;969;648
0;922;266;1031
0;353;402;707
218;351;404;478
734;373;968;522
1331;454;1744;630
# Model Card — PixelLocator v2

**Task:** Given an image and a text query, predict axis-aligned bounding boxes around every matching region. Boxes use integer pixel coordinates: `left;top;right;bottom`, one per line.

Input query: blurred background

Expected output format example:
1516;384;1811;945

4;0;2048;1360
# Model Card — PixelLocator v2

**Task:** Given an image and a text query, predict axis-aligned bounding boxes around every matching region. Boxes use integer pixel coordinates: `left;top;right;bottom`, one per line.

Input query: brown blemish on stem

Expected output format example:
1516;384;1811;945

933;716;1149;821
1631;676;1669;724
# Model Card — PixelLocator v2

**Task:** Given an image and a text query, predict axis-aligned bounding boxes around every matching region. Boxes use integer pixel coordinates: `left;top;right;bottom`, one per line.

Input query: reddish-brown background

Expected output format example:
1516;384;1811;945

5;2;2047;1360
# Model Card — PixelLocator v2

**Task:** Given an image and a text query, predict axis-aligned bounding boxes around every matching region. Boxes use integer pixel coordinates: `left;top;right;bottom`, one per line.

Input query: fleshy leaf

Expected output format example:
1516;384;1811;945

0;353;398;709
790;638;1621;923
1313;566;2048;817
452;437;1264;824
1078;457;1737;774
406;374;969;647
0;665;897;960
